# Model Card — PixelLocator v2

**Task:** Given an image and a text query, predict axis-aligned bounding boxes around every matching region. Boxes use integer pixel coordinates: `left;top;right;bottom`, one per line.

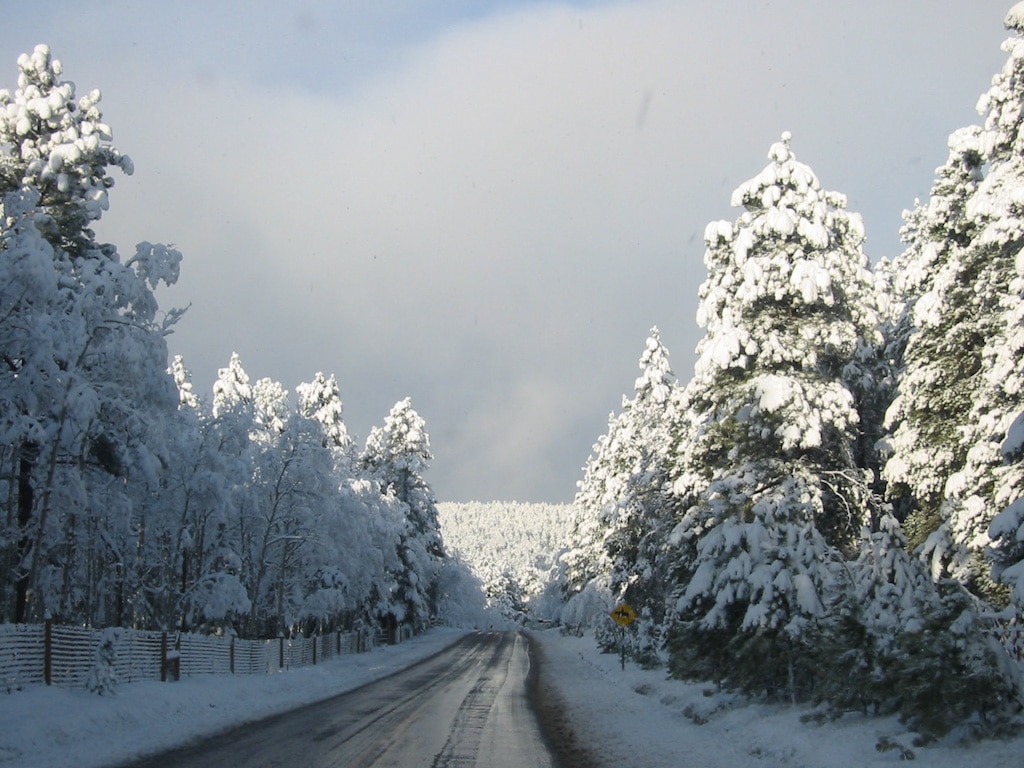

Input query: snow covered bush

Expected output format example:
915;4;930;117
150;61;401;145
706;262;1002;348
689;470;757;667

559;577;613;637
86;627;121;696
815;515;1021;740
881;583;1021;742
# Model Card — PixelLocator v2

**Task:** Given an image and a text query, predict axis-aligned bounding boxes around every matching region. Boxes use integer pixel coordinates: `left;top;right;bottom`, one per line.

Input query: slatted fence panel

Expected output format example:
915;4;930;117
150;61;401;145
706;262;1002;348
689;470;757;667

281;636;313;670
115;629;164;683
0;623;45;690
0;622;372;690
49;625;99;688
319;631;346;661
340;631;358;656
178;633;233;677
233;638;273;675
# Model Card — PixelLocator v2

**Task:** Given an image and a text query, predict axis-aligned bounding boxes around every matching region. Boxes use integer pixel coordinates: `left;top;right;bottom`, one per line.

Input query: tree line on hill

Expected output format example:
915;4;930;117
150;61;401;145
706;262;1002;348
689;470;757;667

437;501;574;621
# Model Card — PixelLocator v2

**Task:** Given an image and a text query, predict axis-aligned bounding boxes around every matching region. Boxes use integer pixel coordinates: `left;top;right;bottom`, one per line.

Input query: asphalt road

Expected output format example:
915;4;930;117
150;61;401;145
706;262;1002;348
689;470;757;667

123;631;560;768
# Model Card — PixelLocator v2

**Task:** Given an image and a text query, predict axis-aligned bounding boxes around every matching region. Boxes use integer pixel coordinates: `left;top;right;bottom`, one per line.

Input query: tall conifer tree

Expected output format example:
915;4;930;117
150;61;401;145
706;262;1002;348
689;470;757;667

561;329;678;650
666;134;881;698
884;5;1024;604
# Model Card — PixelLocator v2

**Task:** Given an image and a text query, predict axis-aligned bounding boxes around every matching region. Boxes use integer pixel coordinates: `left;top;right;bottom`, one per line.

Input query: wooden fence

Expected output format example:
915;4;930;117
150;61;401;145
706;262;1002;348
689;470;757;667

0;620;373;692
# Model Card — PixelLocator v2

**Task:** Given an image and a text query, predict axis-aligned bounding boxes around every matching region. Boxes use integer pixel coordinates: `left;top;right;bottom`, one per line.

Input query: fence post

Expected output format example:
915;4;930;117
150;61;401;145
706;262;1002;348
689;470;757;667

43;614;52;686
160;632;168;682
278;633;284;671
312;635;317;665
230;637;235;674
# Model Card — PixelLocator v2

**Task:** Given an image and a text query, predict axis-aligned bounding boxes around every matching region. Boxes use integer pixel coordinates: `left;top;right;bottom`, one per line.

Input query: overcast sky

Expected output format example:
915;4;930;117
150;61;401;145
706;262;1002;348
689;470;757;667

1;1;1014;502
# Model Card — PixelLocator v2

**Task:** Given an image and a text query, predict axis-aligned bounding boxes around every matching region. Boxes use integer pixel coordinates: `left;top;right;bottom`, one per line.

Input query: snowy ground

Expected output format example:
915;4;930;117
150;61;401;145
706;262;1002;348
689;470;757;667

0;627;1021;768
539;630;1024;768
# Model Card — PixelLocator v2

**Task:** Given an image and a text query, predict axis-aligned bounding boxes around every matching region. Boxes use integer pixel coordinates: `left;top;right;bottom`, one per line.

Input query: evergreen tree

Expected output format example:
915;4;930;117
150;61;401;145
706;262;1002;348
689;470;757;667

606;332;677;589
363;398;441;549
601;330;680;657
561;329;678;651
559;411;616;616
822;513;1020;738
665;133;882;699
991;416;1024;625
990;404;1024;665
0;45;135;256
296;372;354;460
821;513;944;713
884;8;1024;604
362;398;445;627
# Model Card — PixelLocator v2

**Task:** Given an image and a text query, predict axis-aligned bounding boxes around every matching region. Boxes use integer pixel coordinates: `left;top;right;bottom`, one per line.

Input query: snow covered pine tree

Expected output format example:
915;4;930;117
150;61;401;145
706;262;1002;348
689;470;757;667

883;3;1024;606
665;133;882;701
985;0;1024;671
562;328;678;660
362;398;446;632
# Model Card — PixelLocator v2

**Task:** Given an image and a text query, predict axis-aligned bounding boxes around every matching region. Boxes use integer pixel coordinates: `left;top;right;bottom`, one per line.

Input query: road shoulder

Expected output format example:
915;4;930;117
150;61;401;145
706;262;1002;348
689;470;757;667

525;630;604;768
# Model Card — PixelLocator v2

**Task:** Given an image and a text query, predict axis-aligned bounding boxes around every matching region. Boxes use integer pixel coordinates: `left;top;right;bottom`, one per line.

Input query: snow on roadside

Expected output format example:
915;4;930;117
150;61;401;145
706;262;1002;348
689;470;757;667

0;629;468;768
533;629;1023;768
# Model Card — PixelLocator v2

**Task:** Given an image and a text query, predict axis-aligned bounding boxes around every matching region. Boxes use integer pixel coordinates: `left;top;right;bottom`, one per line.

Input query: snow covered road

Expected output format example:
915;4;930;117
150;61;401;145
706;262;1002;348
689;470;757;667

121;631;553;768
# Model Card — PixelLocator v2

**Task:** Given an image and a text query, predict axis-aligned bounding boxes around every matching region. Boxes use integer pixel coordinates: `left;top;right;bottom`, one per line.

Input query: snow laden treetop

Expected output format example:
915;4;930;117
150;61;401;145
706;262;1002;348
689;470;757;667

1006;2;1024;34
692;132;879;460
0;44;134;256
697;132;875;387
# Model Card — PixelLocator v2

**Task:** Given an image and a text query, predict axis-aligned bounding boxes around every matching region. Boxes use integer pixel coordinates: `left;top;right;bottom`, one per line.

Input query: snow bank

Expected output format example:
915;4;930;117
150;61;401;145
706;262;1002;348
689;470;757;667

533;630;1024;768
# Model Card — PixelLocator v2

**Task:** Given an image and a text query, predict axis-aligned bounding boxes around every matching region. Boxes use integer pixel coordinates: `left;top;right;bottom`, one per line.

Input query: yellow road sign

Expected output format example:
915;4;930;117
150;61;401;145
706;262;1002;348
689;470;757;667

610;603;637;627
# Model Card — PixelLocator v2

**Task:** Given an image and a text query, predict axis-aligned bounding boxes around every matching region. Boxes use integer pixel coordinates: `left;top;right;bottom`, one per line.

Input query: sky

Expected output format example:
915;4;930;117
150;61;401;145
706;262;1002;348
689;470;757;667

0;1;1014;502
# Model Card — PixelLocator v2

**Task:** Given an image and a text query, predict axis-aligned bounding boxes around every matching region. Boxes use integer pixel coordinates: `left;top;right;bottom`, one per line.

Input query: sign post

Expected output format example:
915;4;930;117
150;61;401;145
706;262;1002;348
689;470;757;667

609;603;637;670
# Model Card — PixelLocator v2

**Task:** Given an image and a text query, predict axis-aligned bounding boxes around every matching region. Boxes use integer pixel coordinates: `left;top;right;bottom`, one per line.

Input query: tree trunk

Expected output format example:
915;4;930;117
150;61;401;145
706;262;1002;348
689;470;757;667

14;441;39;623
